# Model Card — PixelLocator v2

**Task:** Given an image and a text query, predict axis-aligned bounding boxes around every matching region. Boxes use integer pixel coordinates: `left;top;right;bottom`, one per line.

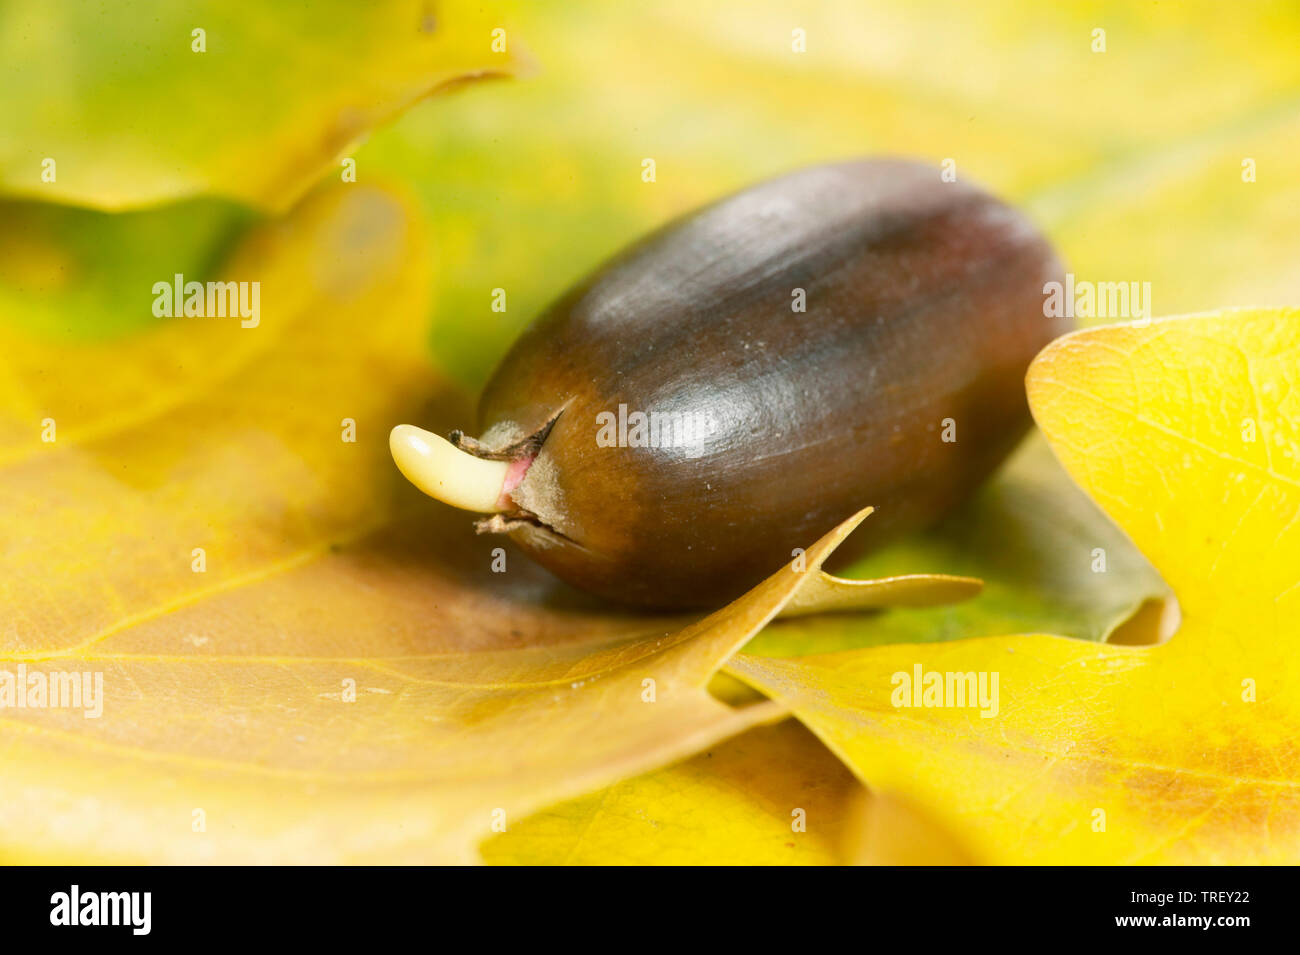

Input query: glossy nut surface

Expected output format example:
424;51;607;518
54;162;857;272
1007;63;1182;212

469;159;1068;607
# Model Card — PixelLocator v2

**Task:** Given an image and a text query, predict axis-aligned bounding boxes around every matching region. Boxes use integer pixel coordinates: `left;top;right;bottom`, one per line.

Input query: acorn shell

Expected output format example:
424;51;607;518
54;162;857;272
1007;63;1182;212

471;158;1068;608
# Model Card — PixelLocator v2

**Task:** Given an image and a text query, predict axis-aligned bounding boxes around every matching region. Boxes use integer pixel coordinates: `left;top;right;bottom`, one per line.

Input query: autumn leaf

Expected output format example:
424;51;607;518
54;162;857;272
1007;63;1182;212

0;178;973;863
0;0;524;211
730;307;1300;864
7;0;1299;868
745;434;1169;658
0;180;740;862
481;692;982;866
843;790;979;866
482;717;861;866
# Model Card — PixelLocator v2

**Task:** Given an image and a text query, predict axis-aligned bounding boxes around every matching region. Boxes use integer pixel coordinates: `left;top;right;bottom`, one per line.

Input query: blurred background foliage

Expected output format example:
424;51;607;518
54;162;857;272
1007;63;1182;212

4;0;1298;373
365;0;1300;388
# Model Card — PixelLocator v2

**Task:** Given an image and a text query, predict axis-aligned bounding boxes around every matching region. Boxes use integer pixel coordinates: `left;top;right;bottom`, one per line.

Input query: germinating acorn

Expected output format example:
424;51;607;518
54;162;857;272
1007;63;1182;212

391;158;1068;608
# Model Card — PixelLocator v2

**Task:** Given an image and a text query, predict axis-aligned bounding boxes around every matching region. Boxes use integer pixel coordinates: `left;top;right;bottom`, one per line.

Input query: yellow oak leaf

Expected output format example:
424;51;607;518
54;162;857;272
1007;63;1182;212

482;717;861;866
0;178;967;863
845;790;978;866
483;710;988;866
730;307;1300;864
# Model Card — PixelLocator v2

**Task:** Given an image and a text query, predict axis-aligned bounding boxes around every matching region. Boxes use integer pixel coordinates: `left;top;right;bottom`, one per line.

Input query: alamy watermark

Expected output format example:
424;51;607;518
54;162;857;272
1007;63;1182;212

891;664;999;718
152;273;260;328
0;664;104;718
50;885;150;935
595;403;718;448
1044;272;1152;325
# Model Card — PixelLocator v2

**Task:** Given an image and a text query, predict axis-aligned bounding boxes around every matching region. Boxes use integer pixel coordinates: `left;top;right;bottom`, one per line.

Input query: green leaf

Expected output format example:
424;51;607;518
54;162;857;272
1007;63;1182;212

747;435;1170;656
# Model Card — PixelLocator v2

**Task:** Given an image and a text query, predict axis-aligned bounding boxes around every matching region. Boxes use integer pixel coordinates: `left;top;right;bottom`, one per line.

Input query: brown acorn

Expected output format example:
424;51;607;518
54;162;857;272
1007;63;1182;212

391;158;1068;608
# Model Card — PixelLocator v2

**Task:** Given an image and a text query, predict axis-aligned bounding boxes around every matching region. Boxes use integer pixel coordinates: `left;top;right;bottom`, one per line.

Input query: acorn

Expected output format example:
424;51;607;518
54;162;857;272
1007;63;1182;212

391;159;1067;608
